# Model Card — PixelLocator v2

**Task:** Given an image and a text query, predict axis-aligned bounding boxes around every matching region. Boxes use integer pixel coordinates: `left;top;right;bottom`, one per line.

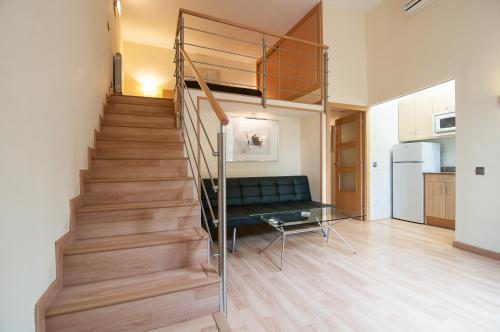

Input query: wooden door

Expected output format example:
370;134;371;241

425;180;446;219
334;113;363;214
398;99;415;142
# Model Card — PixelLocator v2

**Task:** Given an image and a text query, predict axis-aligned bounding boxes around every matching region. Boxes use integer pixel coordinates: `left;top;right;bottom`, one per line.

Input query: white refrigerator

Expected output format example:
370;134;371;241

392;142;441;224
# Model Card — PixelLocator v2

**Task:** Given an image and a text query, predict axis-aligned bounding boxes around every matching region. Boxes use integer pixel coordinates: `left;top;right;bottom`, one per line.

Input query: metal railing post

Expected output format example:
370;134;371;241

180;15;185;119
217;125;227;316
323;49;329;114
262;35;267;108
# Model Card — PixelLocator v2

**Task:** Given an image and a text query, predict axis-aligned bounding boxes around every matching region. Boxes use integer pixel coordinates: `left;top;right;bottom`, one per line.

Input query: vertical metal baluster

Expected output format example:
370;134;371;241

323;49;329;114
262;35;267;108
180;15;185;121
217;125;227;316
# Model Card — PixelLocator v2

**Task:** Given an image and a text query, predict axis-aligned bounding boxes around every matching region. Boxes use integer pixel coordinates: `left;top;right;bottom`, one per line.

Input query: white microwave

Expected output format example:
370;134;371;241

434;112;456;134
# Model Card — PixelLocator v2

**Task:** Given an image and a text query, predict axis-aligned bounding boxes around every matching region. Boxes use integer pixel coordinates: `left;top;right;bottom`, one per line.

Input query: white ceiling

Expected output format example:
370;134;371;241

121;0;381;53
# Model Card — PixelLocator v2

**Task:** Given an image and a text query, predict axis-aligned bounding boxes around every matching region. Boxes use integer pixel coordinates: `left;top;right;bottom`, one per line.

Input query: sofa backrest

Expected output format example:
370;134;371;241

202;176;312;209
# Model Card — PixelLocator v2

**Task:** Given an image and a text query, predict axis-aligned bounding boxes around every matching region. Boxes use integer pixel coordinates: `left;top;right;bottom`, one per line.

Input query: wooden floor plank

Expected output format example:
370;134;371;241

224;219;500;331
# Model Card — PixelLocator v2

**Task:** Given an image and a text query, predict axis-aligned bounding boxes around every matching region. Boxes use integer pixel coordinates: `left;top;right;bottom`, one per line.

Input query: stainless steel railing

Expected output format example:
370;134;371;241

173;8;329;317
175;14;229;316
176;8;329;113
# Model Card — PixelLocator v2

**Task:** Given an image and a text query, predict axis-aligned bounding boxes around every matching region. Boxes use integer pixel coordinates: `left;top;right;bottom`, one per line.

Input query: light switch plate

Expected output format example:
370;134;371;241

476;167;485;175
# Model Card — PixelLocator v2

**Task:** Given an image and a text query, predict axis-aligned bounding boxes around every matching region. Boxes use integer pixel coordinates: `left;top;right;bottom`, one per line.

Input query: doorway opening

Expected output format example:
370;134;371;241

326;103;367;218
367;80;456;231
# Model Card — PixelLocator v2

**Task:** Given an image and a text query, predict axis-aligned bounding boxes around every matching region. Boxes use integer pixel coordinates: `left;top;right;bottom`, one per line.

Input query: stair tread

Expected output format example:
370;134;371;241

109;95;174;106
85;176;192;183
94;136;184;144
101;124;179;130
77;199;198;213
65;227;207;256
92;156;187;160
96;138;182;144
148;315;217;332
105;111;175;118
47;264;219;317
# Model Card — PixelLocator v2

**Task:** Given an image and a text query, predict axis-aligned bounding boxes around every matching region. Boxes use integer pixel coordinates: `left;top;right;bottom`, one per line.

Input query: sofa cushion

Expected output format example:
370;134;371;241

202;176;326;230
202;176;313;209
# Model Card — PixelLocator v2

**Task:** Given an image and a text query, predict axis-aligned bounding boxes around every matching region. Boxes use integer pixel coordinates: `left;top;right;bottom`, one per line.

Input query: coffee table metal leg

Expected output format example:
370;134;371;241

259;233;282;255
280;232;286;270
329;226;356;254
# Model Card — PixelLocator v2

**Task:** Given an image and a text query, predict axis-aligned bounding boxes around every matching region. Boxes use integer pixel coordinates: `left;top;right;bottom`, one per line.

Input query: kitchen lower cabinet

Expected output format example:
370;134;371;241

424;173;455;230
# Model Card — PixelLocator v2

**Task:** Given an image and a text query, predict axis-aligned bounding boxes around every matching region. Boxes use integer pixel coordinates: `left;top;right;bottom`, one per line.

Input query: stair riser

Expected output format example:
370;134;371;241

109;95;174;106
46;283;218;332
92;159;187;176
84;180;193;204
103;113;176;128
98;126;181;142
94;149;184;160
96;140;183;150
108;103;174;116
76;206;201;239
63;239;208;285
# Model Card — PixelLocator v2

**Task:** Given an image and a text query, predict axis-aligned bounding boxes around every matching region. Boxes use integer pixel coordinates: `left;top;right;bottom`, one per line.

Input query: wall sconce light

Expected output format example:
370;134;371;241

114;0;122;18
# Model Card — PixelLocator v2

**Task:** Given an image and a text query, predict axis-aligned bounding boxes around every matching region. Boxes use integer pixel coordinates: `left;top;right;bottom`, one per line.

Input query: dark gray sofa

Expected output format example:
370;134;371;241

202;176;329;251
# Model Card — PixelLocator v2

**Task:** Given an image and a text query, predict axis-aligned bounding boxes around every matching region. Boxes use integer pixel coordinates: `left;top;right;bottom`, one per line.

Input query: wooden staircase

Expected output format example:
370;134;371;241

44;95;228;331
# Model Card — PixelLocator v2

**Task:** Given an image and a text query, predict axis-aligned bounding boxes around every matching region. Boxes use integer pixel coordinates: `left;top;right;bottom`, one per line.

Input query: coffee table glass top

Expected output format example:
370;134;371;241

251;206;363;228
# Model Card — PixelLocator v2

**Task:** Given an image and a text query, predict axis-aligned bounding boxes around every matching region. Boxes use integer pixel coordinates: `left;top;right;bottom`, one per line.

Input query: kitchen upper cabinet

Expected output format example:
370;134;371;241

398;96;433;142
432;83;455;114
398;87;455;142
414;96;434;139
398;99;415;142
425;173;455;229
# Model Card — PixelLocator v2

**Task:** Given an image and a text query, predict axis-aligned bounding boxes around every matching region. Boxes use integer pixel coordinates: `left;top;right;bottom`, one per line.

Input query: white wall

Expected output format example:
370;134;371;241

367;0;500;252
323;2;368;105
123;41;256;96
190;93;321;200
197;99;302;178
0;1;121;330
368;100;399;220
301;113;322;202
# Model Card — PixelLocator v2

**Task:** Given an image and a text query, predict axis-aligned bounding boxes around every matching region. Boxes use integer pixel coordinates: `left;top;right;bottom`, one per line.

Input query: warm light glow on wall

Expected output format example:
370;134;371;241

140;76;160;97
114;0;122;17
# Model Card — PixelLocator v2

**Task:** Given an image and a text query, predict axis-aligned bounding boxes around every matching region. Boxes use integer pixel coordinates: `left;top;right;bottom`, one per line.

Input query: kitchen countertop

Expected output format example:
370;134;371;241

424;172;456;175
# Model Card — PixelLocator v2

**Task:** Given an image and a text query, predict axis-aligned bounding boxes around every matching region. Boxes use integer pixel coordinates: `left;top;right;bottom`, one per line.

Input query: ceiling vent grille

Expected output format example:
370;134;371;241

403;0;436;16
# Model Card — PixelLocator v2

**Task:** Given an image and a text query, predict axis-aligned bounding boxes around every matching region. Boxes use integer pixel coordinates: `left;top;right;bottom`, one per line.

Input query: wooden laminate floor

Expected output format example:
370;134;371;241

225;219;500;331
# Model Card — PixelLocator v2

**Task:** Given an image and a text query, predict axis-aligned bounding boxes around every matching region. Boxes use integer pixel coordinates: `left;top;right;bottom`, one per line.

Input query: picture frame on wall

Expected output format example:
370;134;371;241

226;116;279;162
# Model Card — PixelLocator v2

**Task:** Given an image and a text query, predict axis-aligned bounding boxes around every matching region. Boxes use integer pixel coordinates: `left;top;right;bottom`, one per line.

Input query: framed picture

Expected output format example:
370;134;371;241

226;116;279;162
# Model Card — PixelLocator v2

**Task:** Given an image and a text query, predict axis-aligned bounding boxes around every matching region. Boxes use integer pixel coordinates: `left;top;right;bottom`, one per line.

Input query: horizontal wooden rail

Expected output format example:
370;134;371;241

177;8;328;50
180;47;229;126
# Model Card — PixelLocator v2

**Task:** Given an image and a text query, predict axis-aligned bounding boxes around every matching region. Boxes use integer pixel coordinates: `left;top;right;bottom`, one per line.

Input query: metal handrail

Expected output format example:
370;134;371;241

174;6;330;317
178;8;329;49
175;14;228;317
184;25;264;47
184;42;260;60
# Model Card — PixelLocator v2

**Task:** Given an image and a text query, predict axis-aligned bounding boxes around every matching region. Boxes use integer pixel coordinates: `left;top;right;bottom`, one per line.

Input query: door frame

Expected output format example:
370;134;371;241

326;102;369;220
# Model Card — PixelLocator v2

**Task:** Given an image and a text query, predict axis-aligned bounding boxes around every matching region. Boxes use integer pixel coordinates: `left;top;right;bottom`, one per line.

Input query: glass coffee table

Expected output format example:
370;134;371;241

252;207;363;270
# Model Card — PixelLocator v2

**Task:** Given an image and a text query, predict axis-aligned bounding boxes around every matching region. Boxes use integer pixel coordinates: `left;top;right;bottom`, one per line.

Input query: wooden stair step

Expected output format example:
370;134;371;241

77;199;198;214
76;201;200;239
91;158;188;179
106;104;175;117
149;312;231;332
85;176;192;183
83;177;194;205
109;95;174;107
65;227;206;256
46;265;220;331
98;125;181;143
103;113;176;129
96;139;183;150
63;228;209;285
